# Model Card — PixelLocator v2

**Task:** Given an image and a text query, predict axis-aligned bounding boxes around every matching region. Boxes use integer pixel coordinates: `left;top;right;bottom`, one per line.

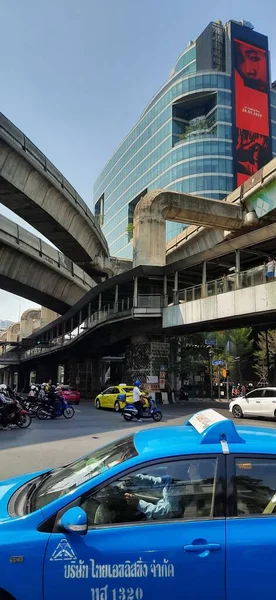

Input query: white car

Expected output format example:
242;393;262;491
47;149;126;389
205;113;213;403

229;387;276;419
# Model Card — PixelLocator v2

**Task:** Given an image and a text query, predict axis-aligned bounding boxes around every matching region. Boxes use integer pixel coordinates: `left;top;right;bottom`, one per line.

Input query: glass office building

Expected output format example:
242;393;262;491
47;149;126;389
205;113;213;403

94;20;276;259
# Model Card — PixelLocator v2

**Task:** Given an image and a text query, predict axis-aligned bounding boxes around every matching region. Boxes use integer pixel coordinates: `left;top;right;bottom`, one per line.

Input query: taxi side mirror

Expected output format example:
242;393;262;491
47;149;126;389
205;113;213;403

60;507;88;535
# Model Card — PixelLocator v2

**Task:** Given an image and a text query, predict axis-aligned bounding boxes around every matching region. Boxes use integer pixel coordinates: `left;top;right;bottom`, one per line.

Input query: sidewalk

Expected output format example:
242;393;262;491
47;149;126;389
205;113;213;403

81;396;229;409
174;398;229;409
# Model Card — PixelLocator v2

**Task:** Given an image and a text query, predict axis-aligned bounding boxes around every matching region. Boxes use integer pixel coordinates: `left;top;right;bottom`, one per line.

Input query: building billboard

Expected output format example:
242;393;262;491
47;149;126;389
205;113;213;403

232;26;271;187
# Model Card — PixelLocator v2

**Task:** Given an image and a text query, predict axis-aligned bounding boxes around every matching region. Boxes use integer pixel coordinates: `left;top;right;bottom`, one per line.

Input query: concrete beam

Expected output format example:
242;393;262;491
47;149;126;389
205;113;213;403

167;227;225;265
0;113;111;276
0;245;88;313
166;157;276;266
133;189;257;266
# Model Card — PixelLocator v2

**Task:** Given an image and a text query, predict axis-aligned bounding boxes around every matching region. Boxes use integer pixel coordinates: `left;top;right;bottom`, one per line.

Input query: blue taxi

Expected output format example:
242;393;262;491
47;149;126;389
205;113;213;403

1;409;276;600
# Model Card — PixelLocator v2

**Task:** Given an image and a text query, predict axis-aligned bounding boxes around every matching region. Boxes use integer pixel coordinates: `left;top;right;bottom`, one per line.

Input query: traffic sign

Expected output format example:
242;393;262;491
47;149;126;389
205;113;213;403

212;359;224;366
205;339;216;346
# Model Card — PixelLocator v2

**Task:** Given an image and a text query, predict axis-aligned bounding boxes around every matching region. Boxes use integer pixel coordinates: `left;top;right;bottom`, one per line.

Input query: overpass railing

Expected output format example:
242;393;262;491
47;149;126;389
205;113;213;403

177;265;267;303
20;294;162;360
0;214;92;288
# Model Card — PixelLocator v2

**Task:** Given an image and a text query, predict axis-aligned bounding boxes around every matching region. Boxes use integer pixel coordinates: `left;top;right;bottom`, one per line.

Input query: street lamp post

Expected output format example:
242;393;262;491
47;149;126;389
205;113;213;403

209;349;215;400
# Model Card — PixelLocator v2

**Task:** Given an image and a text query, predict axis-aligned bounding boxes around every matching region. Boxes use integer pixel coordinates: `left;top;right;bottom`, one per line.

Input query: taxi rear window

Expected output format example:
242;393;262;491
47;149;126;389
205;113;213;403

235;458;276;516
122;387;133;393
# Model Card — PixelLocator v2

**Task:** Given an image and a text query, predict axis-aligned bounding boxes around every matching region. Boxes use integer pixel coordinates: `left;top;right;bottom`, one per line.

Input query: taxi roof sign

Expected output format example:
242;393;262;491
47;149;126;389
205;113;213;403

186;409;245;445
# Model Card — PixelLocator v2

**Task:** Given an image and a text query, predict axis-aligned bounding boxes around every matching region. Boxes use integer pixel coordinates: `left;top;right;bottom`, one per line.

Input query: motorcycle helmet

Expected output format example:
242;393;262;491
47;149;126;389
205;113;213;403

134;380;141;387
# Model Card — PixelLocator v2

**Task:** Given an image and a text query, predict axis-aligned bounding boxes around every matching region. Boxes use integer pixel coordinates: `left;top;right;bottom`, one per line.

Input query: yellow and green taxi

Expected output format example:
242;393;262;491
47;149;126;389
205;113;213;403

95;383;134;412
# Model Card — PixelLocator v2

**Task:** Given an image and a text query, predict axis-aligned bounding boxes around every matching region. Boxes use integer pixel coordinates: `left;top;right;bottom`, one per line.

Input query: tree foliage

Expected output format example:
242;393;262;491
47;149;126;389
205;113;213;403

253;330;276;381
169;328;253;385
169;332;209;383
215;328;253;382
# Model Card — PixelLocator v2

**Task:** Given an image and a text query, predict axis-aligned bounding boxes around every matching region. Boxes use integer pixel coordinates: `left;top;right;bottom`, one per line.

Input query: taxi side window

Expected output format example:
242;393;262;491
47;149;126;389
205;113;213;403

235;458;276;516
80;458;218;527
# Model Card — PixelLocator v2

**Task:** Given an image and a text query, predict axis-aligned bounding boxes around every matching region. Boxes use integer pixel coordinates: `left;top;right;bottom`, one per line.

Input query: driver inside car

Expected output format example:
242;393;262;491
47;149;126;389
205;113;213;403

124;473;182;520
92;472;181;525
92;462;198;525
123;462;212;521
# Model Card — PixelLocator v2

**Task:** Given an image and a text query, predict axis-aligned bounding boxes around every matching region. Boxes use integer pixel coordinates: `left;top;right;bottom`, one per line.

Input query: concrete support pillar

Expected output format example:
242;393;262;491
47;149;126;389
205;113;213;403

65;357;100;397
133;277;138;308
235;250;241;289
78;310;82;335
114;285;119;312
133;189;246;268
133;191;166;267
70;317;74;339
17;367;28;393
163;275;168;307
40;307;59;329
173;271;179;305
201;261;207;298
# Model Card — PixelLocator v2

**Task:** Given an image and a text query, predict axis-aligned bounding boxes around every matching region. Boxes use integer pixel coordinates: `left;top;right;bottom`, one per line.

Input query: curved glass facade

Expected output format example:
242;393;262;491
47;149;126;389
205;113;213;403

94;23;276;259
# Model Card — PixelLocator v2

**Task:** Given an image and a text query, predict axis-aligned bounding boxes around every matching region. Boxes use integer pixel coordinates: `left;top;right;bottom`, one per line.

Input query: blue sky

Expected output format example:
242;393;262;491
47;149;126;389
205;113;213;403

0;0;275;320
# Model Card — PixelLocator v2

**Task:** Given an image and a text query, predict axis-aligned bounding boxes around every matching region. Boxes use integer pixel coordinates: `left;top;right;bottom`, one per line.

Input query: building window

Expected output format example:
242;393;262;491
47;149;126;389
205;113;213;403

172;93;218;146
95;194;104;226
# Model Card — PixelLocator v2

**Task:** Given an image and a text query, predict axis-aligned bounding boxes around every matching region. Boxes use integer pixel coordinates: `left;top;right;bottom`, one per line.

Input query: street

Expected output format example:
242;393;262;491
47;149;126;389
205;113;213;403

1;401;276;480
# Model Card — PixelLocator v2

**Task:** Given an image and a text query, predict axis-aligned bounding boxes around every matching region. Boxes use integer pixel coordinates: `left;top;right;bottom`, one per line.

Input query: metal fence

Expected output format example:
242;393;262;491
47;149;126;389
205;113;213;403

178;265;267;303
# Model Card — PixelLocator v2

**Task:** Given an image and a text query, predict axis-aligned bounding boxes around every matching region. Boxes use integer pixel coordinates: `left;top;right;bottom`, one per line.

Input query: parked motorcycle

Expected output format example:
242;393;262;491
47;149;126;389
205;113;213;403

121;394;163;422
36;397;75;420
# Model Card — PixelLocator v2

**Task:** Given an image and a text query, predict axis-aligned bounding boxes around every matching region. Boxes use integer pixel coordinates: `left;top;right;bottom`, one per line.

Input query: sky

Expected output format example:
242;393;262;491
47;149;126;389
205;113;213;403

0;0;275;321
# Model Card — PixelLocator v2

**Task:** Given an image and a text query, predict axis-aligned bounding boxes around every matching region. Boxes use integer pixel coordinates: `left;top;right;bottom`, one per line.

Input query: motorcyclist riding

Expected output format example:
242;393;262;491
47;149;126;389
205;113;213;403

45;385;61;416
0;389;14;431
132;380;144;422
38;383;46;401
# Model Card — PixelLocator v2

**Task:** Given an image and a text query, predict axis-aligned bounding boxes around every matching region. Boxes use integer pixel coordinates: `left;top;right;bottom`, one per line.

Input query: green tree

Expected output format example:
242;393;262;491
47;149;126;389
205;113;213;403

253;330;276;381
215;328;253;383
168;328;253;392
169;333;209;389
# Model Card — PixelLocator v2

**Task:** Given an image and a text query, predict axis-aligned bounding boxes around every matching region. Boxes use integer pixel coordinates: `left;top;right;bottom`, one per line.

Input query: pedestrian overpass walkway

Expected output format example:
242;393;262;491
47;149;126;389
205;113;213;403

14;265;276;365
163;266;276;332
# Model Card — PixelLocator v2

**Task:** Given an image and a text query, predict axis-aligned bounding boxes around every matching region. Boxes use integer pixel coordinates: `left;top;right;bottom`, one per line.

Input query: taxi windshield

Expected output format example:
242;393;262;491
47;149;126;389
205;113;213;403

30;435;137;512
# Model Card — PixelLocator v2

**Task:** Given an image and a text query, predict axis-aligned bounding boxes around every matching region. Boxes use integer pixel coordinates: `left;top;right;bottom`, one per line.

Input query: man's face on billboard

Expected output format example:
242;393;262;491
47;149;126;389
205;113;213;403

236;41;267;90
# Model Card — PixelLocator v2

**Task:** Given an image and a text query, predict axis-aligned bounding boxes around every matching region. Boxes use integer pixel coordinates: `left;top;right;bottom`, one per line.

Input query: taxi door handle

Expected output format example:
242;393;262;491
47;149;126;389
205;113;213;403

184;543;221;552
256;401;261;403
